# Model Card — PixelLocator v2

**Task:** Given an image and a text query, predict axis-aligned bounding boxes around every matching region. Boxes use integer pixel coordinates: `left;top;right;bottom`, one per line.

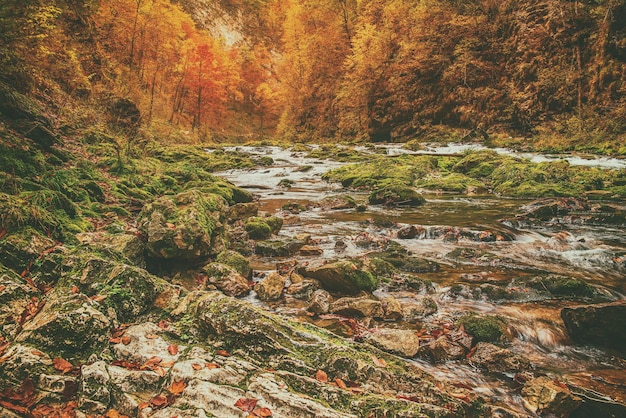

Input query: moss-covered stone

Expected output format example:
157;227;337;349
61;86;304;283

244;219;272;240
527;275;596;298
202;262;250;297
458;315;505;343
301;260;379;294
138;189;227;260
255;238;306;257
216;250;251;279
369;184;425;207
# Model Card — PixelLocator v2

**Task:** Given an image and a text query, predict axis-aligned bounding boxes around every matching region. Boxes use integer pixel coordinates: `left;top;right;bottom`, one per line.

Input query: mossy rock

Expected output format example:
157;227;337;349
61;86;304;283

245;220;272;240
138;190;227;260
368;184;425;207
216;250;251;279
527;275;596;299
301;260;379;294
254;238;306;257
16;292;111;358
458;315;505;343
0;227;56;273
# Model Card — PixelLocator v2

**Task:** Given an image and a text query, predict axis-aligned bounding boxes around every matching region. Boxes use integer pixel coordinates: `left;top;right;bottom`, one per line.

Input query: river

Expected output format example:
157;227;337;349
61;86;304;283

214;144;626;415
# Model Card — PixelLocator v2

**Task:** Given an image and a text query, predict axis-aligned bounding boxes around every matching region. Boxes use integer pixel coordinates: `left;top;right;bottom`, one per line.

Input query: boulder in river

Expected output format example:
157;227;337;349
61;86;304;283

522;376;582;417
368;184;425;207
330;297;384;318
216;249;252;279
138;190;227;260
469;342;531;373
416;335;467;363
367;329;421;357
255;238;307;257
300;260;378;294
307;289;332;314
202;262;251;297
227;202;259;222
561;301;626;351
255;272;286;301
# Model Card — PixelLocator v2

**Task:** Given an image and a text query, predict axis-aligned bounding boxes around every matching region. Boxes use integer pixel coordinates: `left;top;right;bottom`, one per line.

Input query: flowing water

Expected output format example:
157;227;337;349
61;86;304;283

215;144;626;415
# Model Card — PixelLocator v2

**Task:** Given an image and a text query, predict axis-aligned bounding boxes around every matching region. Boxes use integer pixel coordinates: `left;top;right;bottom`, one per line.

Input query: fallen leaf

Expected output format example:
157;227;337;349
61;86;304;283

31;350;45;357
315;369;328;383
234;397;258;412
192;363;203;370
159;360;175;368
371;355;387;368
71;285;79;294
252;407;273;417
144;356;162;366
169;380;186;395
465;346;477;359
205;362;220;369
121;336;131;345
334;378;347;389
138;402;151;410
158;320;170;329
145;333;159;339
112;360;141;370
153;366;166;377
90;294;107;302
53;357;74;374
449;392;471;402
216;349;230;357
109;337;121;344
105;409;121;418
150;394;168;407
168;344;178;355
0;400;30;415
0;285;6;292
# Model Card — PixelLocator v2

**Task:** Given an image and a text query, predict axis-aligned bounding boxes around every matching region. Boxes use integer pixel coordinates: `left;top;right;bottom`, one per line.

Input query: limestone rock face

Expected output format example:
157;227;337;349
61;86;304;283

0;344;53;386
138;190;227;260
367;329;421;357
76;232;146;268
255;272;286;301
0;265;38;337
79;361;111;415
522;376;582;417
0;228;55;273
16;293;110;357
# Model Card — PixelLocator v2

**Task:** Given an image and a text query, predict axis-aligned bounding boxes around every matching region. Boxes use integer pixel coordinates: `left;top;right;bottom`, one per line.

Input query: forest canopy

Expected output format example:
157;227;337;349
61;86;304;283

0;0;624;145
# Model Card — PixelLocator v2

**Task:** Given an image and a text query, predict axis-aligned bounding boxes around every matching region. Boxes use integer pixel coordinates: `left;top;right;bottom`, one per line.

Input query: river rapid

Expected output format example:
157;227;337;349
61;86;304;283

215;144;626;416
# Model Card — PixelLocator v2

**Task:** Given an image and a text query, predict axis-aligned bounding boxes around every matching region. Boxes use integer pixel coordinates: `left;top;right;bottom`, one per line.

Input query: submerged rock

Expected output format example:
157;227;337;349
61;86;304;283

522;376;582;417
561;301;626;351
416;335;467;363
138;190;227;260
300;261;378;294
255;238;307;257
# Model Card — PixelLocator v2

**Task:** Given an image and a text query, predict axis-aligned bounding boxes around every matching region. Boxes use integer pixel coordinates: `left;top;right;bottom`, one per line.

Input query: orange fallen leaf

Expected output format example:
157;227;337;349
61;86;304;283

31;350;45;357
371;355;387;368
150;394;168;407
234;398;258;412
0;285;7;293
121;336;131;345
168;344;178;355
53;357;74;374
153;366;166;377
315;369;328;383
109;337;121;344
145;333;159;339
205;362;220;369
70;285;79;294
158;320;170;329
90;294;107;302
105;409;121;418
192;363;203;371
252;407;273;417
159;360;175;368
144;356;162;366
216;349;230;357
138;402;150;410
169;380;186;395
334;378;347;389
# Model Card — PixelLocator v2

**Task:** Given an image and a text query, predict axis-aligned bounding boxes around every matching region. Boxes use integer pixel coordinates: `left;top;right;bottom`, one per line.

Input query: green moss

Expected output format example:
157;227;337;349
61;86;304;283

345;268;378;292
527;275;595;298
459;315;504;343
216;250;251;278
245;220;272;240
